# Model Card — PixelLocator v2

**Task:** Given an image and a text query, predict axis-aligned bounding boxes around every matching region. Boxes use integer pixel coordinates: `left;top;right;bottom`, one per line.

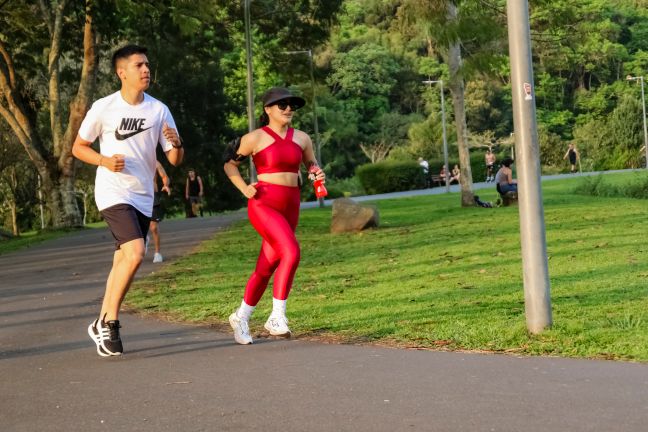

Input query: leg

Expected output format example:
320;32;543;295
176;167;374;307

243;241;280;306
245;205;300;303
99;238;145;321
150;220;160;254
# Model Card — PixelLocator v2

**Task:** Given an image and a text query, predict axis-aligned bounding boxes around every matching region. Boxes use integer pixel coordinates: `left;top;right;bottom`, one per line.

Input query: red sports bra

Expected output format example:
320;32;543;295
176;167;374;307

253;127;303;174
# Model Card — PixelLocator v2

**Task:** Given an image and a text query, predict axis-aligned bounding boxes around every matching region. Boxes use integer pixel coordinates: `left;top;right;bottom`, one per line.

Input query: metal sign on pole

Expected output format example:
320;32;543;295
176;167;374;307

506;0;552;334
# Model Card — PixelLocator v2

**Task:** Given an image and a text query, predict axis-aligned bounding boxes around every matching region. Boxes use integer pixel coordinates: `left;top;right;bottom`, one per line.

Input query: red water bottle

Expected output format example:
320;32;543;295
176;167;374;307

308;165;328;198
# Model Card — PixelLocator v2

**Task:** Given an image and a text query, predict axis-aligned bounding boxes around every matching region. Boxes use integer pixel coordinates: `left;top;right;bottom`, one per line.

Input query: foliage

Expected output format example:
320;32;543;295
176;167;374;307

3;0;648;226
356;160;425;194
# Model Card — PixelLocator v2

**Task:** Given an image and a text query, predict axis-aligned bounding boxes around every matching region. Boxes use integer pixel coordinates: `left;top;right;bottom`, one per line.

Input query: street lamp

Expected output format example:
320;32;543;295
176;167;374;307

422;79;450;193
283;49;324;207
627;75;648;169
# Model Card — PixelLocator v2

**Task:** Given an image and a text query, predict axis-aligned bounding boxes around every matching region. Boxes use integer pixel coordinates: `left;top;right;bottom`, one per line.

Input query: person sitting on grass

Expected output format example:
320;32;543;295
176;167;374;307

495;157;517;194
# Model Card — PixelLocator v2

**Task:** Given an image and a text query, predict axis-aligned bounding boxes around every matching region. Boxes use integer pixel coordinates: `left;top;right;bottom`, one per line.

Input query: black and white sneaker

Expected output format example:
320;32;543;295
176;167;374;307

87;319;110;357
101;320;123;355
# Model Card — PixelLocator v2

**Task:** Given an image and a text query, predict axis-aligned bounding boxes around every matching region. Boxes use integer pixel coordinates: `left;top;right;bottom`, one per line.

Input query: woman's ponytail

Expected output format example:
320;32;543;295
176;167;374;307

259;111;269;127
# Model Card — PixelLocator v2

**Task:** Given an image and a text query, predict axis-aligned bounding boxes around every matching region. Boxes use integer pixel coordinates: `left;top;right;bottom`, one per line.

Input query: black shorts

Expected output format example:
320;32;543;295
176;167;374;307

151;193;164;222
101;203;150;250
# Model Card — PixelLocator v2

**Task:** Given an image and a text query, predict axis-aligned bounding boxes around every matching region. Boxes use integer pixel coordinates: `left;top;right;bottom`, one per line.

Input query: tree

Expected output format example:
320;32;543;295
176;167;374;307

0;0;98;227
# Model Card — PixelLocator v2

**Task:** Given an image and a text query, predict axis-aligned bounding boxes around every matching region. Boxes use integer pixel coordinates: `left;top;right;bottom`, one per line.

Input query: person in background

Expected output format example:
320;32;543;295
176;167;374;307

418;157;430;188
450;164;461;184
564;143;579;173
485;148;496;182
149;161;171;263
439;165;449;185
185;169;204;217
495;157;517;193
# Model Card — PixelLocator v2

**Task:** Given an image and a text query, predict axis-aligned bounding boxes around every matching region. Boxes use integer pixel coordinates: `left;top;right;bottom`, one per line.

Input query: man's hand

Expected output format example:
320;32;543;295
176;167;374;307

103;154;126;172
163;123;181;147
162;184;171;195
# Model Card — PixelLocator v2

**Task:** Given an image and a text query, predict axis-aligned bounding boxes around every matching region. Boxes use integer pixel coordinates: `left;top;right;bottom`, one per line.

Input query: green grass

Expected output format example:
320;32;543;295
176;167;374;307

127;173;648;362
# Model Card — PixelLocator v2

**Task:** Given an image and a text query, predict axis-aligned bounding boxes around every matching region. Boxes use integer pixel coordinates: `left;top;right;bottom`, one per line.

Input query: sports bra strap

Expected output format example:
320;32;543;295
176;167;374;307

262;126;293;142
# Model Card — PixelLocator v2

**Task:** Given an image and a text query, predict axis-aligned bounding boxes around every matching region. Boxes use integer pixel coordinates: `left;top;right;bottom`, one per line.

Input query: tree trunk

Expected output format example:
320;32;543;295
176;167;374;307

446;3;474;207
10;199;18;236
0;0;97;228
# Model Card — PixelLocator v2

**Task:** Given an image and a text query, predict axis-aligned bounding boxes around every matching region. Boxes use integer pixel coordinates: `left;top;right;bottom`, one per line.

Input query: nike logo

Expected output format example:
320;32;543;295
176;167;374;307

114;117;152;140
115;127;152;140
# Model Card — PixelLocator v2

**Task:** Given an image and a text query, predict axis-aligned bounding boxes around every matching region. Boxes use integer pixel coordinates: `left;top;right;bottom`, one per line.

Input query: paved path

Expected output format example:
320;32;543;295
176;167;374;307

2;197;648;431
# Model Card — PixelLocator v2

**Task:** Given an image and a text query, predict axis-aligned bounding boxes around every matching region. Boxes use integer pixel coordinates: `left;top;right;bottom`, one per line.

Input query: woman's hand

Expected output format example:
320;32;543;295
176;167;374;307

313;167;326;182
242;183;258;199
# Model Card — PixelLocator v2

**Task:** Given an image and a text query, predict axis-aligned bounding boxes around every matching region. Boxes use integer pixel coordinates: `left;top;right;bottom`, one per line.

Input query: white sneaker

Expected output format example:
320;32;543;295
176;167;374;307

229;312;253;345
153;252;163;263
264;315;291;337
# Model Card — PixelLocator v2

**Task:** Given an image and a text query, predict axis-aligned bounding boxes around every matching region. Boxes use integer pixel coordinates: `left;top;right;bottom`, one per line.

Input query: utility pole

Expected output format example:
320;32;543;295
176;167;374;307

626;75;648;168
283;49;324;206
422;79;450;193
244;0;256;182
507;0;552;334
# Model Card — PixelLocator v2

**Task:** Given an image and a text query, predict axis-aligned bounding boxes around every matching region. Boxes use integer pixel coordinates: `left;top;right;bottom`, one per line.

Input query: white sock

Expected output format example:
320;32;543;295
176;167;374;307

272;298;287;317
236;300;255;321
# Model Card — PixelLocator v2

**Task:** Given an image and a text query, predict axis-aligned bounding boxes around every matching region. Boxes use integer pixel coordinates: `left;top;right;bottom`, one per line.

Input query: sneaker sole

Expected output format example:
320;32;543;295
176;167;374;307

229;314;253;345
87;321;111;357
264;322;292;337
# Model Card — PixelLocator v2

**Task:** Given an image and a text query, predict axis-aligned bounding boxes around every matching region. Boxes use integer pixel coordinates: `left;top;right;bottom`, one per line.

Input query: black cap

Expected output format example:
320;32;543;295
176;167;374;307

261;87;305;109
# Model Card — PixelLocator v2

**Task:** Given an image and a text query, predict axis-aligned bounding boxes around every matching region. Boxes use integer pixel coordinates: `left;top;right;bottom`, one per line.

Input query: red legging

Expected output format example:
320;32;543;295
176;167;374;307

244;181;301;306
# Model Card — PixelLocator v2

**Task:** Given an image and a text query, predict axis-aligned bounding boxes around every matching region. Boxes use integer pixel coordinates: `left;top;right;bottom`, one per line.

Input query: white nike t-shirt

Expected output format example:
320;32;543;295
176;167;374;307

78;91;176;216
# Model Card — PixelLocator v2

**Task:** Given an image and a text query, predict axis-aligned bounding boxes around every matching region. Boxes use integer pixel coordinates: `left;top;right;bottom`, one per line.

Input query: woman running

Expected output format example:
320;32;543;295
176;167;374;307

223;87;325;345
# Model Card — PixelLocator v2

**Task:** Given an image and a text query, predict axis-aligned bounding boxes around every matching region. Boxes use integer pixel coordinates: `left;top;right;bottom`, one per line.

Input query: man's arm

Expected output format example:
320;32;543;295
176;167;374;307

72;135;124;172
162;123;184;166
156;161;171;195
197;176;204;196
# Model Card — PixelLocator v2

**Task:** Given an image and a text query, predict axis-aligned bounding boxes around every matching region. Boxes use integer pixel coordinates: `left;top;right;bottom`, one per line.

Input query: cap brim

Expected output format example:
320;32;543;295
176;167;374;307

264;96;306;109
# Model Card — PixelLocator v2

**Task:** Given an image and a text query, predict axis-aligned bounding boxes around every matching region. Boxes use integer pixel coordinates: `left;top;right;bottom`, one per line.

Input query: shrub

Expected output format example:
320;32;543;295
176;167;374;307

574;174;648;199
356;160;425;194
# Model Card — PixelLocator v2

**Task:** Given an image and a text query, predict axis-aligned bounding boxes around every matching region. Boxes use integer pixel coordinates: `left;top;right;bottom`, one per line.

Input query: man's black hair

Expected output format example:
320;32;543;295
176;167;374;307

501;157;514;167
111;45;148;73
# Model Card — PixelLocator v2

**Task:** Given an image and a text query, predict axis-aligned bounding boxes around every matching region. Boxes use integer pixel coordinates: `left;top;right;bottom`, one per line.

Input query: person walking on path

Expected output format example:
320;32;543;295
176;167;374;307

564;143;579;173
72;44;184;356
149;161;171;263
185;169;204;217
223;87;325;345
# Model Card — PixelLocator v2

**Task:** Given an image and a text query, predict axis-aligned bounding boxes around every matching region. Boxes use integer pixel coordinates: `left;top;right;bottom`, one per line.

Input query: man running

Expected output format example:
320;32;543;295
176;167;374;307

72;44;184;356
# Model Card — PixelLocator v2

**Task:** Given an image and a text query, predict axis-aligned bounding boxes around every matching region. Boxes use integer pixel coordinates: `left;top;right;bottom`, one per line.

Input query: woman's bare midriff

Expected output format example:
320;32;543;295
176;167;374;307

257;172;299;187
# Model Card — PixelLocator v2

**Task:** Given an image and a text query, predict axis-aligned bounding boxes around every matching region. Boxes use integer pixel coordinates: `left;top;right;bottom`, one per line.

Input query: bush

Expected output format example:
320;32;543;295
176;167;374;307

356;160;425;194
574;174;648;199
